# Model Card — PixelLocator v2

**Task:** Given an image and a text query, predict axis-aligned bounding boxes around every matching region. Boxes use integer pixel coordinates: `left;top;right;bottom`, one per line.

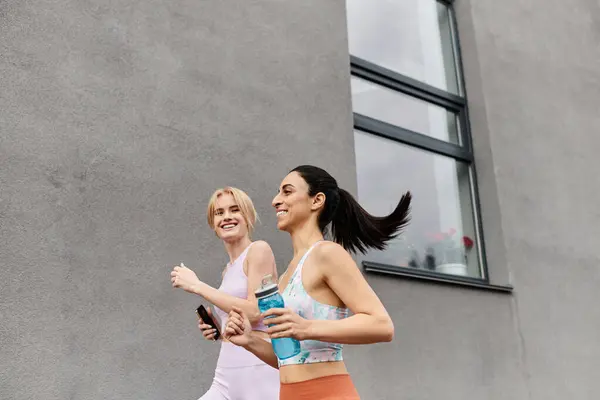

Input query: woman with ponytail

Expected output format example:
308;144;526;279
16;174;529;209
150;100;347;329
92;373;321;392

223;165;411;399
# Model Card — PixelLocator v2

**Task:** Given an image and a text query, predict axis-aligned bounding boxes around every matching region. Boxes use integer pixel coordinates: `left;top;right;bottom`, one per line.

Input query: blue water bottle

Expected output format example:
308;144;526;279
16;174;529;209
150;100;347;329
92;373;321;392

255;274;301;360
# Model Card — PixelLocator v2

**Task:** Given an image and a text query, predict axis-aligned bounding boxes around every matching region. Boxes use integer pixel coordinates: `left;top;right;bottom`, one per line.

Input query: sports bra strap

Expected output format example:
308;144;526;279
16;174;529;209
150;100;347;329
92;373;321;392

296;240;322;273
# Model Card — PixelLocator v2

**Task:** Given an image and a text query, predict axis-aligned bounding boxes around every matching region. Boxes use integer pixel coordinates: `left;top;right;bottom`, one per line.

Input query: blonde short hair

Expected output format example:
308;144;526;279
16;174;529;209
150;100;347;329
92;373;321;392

207;187;259;235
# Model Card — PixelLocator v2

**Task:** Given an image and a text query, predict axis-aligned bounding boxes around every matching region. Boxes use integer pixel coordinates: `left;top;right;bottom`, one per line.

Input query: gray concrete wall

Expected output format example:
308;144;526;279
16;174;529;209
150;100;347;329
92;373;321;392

0;1;355;399
2;0;599;399
454;0;600;398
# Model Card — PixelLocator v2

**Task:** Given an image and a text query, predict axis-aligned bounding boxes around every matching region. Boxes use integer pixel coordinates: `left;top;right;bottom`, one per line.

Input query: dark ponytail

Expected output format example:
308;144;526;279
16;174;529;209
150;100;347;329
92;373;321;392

291;165;412;254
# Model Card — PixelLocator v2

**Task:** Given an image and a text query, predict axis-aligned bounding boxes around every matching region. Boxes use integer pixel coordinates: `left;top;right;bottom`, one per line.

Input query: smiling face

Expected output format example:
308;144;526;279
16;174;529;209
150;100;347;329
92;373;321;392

271;171;325;233
207;187;257;243
212;193;249;241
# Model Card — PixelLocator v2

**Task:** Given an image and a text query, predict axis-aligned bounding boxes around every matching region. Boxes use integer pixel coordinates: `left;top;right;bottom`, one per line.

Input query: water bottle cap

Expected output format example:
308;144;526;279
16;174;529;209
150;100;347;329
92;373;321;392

261;274;274;287
255;274;279;299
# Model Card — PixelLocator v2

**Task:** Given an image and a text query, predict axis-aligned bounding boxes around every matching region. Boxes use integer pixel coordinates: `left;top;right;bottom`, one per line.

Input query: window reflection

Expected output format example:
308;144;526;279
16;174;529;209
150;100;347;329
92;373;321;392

347;0;460;94
351;77;460;144
354;130;480;277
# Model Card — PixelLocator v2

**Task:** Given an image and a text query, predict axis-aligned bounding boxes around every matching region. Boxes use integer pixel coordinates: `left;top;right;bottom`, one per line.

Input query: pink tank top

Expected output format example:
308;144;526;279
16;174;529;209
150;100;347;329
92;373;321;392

214;243;268;367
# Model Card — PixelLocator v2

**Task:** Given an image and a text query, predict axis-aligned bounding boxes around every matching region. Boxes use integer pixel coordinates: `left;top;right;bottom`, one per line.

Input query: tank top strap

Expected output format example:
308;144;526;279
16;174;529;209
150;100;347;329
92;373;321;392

243;241;255;257
226;242;255;273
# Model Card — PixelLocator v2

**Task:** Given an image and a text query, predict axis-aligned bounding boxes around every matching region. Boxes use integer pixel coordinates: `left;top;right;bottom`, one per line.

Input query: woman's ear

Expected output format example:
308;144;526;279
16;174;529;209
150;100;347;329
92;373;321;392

311;192;326;211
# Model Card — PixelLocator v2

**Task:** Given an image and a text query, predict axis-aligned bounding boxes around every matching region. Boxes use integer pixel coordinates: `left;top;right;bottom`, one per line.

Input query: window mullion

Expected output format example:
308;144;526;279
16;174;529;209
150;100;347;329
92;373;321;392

350;55;465;113
354;114;473;163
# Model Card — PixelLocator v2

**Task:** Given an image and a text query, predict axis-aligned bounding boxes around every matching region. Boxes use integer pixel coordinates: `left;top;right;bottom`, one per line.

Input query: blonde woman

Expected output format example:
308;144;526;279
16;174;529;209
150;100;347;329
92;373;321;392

171;187;280;400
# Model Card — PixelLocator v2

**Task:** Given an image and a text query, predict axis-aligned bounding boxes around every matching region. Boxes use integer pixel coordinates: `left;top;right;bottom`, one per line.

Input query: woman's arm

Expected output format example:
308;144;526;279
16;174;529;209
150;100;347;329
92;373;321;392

264;242;394;345
242;333;280;369
225;307;279;369
190;241;276;325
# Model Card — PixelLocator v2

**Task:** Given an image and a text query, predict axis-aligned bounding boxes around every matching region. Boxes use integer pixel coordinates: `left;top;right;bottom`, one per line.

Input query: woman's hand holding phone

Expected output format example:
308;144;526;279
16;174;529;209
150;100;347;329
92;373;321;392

196;305;221;341
198;319;219;341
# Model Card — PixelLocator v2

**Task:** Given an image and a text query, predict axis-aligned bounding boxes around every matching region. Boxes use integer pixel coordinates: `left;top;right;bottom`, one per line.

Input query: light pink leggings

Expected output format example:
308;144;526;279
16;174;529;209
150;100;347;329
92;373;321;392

200;364;280;400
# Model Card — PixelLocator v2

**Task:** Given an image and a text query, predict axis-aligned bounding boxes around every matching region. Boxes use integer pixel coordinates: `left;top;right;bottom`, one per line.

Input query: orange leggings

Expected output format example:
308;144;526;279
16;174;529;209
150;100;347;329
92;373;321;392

279;374;360;400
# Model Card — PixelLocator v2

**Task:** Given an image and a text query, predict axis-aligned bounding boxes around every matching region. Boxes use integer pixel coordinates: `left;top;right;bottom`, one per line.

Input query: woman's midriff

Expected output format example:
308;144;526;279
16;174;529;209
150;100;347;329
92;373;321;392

279;361;348;384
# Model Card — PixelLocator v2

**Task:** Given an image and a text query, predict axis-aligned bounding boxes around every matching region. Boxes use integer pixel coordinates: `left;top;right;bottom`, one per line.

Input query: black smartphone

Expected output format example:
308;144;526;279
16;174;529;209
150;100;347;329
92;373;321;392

196;305;221;340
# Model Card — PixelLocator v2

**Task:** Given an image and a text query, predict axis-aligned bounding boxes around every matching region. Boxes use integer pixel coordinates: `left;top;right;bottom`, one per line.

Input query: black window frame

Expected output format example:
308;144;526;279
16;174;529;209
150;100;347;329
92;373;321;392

349;0;511;292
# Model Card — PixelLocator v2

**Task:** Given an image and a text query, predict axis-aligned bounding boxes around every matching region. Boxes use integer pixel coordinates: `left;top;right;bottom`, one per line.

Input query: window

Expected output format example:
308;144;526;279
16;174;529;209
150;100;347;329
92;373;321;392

347;0;489;282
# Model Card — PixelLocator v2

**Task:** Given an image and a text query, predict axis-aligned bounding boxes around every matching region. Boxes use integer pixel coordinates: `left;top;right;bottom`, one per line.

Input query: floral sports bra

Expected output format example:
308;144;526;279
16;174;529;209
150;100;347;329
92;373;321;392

278;241;349;367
